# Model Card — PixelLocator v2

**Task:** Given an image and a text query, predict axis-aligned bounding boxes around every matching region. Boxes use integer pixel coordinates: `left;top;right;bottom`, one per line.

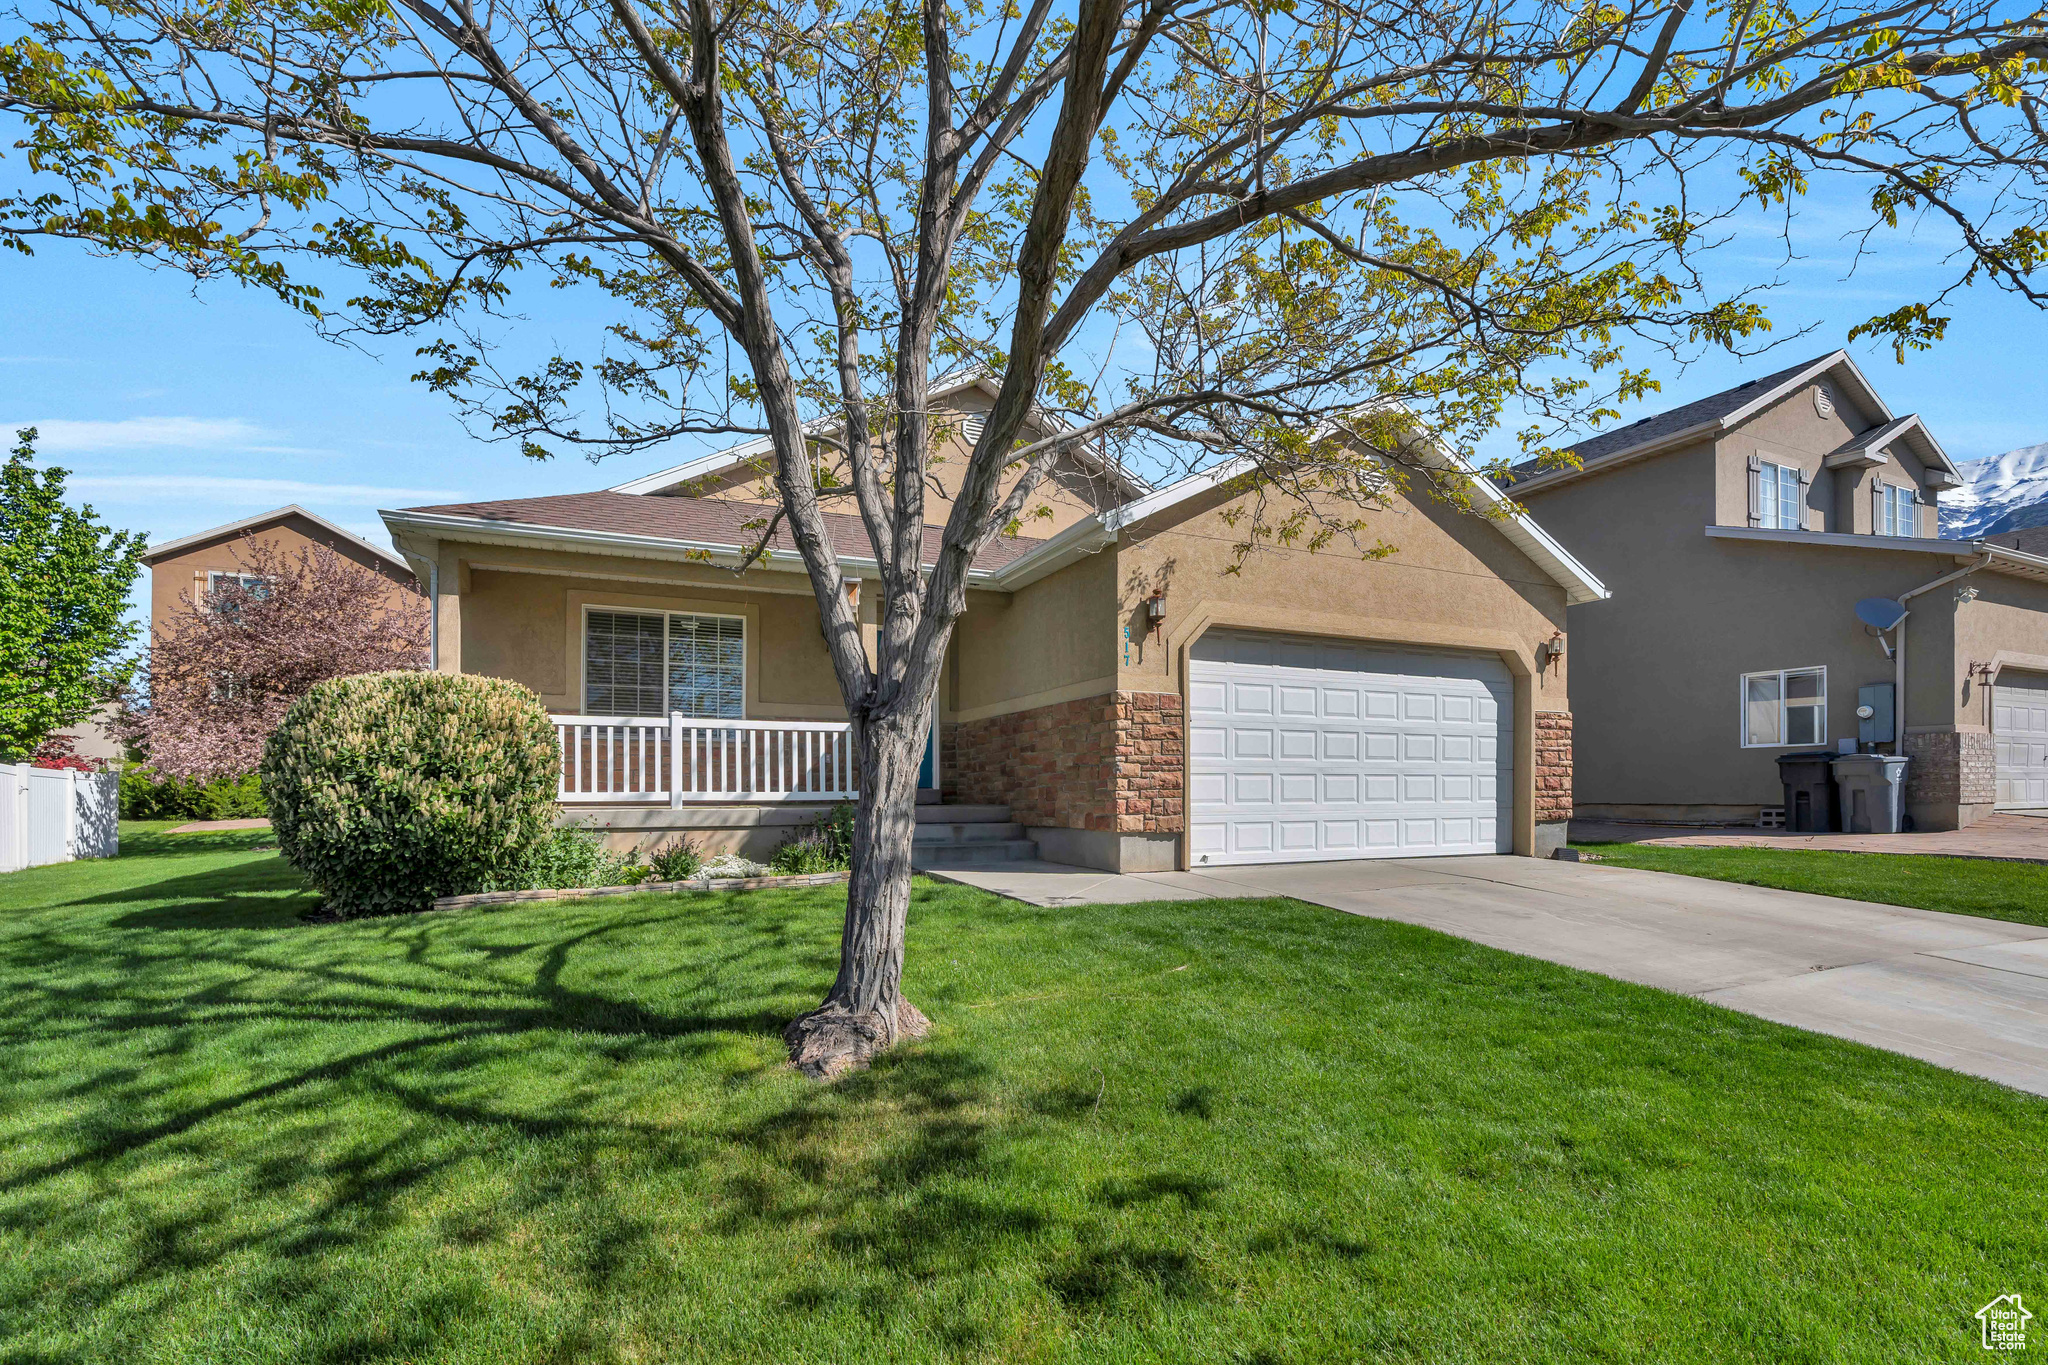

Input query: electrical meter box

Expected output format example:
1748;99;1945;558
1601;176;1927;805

1858;682;1896;746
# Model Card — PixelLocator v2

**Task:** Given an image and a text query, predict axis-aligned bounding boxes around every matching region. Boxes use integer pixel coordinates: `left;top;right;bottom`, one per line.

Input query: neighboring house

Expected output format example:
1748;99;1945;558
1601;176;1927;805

142;505;420;635
380;371;1605;869
1507;351;2048;830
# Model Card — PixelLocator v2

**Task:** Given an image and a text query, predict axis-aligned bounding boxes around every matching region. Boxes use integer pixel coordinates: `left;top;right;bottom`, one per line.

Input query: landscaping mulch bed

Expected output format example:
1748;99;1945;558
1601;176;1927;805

431;869;850;910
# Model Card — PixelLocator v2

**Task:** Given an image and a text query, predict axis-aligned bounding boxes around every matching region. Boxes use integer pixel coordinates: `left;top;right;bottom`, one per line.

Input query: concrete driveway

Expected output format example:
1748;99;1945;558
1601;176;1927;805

930;856;2048;1097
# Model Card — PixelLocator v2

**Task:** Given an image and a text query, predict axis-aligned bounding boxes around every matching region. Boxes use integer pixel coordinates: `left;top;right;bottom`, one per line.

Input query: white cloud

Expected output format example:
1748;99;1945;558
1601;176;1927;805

67;474;468;505
4;415;321;455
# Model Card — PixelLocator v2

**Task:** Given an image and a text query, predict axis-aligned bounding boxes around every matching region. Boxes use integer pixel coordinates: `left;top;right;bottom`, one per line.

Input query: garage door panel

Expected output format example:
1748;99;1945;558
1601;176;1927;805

1997;672;2048;810
1189;629;1513;864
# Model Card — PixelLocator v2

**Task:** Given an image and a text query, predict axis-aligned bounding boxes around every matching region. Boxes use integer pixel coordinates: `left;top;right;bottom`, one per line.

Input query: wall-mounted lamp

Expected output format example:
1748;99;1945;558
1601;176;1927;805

1145;592;1167;637
1539;631;1565;666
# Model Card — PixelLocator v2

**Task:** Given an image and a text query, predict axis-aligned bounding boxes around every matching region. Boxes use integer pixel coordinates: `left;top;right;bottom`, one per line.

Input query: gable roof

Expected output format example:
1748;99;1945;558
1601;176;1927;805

382;490;1047;577
1506;351;1964;494
142;504;413;575
607;369;1151;500
990;441;1610;605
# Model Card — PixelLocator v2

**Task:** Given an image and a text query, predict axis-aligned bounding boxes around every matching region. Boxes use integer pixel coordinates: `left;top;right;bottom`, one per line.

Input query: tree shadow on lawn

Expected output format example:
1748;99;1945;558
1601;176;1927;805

0;872;1251;1359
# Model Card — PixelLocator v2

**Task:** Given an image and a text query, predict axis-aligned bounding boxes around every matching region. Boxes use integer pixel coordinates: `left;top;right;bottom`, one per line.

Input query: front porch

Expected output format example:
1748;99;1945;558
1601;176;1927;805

549;714;1031;864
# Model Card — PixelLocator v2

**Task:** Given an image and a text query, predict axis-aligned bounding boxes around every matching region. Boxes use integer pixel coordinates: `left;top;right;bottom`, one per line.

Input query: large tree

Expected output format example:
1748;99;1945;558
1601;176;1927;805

0;428;145;763
5;0;2044;1074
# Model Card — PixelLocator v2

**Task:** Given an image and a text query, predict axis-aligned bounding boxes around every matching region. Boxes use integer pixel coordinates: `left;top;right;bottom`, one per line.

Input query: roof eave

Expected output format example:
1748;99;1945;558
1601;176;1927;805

144;503;412;574
377;507;1005;583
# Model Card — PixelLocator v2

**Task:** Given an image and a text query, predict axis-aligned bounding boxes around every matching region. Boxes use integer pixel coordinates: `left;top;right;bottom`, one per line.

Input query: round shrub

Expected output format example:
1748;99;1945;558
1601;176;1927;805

261;671;560;915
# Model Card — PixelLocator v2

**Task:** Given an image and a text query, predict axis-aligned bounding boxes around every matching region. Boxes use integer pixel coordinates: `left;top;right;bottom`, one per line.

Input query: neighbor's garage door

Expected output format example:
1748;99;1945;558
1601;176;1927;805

1995;671;2048;809
1188;629;1513;865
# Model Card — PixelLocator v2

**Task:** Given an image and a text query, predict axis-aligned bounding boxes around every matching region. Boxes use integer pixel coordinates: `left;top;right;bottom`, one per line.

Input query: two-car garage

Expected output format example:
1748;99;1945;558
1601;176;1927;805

1186;629;1515;865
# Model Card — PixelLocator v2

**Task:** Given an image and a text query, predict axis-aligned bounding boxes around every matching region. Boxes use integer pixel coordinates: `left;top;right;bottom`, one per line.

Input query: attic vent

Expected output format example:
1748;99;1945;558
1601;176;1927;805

961;413;987;446
1814;384;1836;419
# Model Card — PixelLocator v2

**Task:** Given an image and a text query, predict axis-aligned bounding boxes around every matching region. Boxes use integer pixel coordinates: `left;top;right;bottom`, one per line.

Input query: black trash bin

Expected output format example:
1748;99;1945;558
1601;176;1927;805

1776;751;1839;833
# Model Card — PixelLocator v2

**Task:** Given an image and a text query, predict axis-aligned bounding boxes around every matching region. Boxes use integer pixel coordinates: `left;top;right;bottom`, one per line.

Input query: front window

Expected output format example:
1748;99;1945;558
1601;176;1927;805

1882;484;1918;537
584;610;744;717
1742;667;1826;747
1758;461;1802;530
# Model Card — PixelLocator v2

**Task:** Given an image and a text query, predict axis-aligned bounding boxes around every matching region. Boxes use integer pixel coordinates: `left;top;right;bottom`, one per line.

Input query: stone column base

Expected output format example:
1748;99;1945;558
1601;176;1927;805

1903;731;1995;831
1534;820;1570;859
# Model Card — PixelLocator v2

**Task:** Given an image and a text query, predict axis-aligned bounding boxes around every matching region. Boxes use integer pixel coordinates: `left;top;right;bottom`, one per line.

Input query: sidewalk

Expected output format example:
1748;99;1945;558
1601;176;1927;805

1571;812;2048;863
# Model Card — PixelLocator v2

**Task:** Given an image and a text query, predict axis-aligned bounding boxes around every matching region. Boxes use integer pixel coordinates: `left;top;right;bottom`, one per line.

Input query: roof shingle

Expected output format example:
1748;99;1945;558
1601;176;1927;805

397;489;1047;572
1508;353;1834;484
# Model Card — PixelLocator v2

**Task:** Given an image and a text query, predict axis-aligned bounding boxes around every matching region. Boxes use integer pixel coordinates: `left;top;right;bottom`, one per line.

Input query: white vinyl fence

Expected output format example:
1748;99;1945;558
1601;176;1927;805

0;763;119;873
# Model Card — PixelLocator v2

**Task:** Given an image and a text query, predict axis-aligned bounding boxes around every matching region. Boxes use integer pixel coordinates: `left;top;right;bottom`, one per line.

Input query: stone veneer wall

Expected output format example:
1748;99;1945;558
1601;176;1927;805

1535;710;1573;824
1904;730;1995;811
947;691;1185;833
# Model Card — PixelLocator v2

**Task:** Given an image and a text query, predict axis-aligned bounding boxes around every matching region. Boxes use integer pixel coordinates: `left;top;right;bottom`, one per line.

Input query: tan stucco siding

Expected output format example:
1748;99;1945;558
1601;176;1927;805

1113;484;1569;700
426;541;851;718
948;554;1118;721
1711;383;1939;535
148;514;415;638
1955;575;2048;732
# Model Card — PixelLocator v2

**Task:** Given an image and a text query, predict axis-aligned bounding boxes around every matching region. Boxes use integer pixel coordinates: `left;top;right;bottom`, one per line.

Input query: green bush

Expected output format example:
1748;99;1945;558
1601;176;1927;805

770;803;856;875
485;826;612;892
482;828;699;891
119;766;266;820
262;672;560;915
647;839;702;881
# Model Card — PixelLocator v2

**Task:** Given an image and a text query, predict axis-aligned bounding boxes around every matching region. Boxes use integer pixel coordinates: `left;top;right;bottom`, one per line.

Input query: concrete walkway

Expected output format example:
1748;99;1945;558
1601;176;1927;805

926;856;2048;1097
1572;811;2048;862
166;818;272;834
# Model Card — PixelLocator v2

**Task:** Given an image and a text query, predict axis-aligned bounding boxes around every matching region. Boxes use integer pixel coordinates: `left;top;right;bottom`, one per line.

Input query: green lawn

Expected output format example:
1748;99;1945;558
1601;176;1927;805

1576;840;2048;928
0;824;2042;1362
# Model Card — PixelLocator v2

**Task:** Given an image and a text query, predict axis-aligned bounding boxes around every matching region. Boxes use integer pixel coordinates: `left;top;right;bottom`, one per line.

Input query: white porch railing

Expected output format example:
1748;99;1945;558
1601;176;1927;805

553;715;857;804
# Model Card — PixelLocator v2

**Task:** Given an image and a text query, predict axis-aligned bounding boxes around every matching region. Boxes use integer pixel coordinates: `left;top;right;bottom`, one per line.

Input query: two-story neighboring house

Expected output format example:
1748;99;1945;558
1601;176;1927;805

1508;351;2048;831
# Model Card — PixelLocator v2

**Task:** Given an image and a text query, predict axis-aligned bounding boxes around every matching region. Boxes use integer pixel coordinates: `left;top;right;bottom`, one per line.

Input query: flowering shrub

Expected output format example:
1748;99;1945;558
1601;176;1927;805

133;536;428;783
262;672;558;915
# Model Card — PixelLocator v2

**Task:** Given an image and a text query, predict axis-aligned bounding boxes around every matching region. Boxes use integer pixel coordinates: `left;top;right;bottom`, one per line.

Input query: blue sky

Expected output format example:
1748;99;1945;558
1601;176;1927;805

4;177;2045;568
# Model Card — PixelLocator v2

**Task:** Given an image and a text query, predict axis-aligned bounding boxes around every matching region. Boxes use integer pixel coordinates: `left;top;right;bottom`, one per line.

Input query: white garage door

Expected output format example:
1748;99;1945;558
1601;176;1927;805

1996;671;2048;809
1188;630;1513;865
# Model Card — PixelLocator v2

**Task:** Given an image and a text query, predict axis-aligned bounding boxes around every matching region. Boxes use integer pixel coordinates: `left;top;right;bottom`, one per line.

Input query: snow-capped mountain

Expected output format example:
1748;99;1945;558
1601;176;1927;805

1941;442;2048;539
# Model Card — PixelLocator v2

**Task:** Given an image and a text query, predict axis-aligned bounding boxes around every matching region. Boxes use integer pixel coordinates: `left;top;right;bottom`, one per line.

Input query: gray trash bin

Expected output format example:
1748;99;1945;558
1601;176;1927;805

1777;751;1839;832
1831;754;1909;834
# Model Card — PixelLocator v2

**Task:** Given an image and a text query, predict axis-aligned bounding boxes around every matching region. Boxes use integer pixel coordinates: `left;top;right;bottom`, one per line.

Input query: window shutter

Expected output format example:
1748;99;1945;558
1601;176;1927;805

1872;478;1885;535
1796;467;1812;530
1747;453;1762;526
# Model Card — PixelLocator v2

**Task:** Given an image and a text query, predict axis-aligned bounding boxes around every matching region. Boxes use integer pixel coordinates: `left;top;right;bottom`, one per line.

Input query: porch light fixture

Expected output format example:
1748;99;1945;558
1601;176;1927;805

1145;592;1167;636
1539;631;1564;665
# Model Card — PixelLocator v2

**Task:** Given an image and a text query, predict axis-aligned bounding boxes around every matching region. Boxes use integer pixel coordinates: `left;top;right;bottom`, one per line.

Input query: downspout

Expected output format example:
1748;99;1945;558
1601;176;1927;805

1892;551;1994;750
428;560;440;672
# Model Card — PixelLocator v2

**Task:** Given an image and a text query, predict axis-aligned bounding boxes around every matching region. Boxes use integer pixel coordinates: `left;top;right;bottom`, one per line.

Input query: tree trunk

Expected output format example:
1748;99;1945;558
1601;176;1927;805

782;704;932;1079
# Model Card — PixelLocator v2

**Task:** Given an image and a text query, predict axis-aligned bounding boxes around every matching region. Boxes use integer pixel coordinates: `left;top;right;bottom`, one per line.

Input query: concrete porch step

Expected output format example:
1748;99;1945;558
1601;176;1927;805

912;838;1041;867
912;821;1025;844
913;804;1011;824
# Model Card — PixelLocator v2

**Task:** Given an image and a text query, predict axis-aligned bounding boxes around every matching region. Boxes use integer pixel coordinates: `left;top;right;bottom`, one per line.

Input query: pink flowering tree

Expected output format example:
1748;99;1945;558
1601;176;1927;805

132;538;430;782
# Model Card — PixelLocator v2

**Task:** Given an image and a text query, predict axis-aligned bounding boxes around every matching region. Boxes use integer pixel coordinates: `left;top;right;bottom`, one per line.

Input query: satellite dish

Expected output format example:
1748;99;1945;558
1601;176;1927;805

1855;597;1908;631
